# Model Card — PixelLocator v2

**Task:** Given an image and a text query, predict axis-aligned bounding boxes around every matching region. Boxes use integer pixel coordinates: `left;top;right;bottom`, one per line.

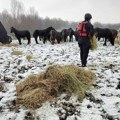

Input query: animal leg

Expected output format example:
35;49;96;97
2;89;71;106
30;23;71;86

35;36;38;44
103;38;107;46
27;38;31;44
43;38;46;44
18;38;22;45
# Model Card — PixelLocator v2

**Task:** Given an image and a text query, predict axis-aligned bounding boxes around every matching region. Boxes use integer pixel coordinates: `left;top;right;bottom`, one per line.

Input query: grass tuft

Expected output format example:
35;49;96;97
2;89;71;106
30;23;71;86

26;55;33;61
90;35;98;51
11;50;23;55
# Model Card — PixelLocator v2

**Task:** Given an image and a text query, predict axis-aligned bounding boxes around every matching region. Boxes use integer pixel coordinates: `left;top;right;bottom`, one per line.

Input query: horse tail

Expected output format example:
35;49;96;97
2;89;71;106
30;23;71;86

61;30;66;42
50;30;55;44
33;30;37;38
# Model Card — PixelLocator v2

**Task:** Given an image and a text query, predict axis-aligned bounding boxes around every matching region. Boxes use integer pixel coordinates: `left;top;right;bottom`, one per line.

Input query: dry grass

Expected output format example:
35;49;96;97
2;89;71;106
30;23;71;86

115;38;120;45
16;65;96;109
90;35;98;50
26;55;33;61
11;50;23;55
0;43;18;47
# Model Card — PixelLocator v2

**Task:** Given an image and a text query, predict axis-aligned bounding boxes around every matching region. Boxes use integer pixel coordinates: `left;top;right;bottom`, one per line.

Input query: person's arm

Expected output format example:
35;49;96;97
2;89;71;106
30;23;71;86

89;24;94;36
86;22;94;36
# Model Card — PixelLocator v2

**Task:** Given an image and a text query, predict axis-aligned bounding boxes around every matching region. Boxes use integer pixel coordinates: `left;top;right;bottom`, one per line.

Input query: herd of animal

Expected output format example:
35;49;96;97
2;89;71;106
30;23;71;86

10;26;118;46
10;26;75;45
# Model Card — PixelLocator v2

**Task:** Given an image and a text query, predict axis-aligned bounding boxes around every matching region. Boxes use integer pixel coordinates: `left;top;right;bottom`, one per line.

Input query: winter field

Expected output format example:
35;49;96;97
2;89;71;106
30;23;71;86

0;38;120;120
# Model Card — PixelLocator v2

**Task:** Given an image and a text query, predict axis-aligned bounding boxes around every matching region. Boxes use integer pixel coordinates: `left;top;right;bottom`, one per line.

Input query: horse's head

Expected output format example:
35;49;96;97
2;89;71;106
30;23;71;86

50;26;55;31
109;29;117;46
68;28;73;35
47;26;54;30
109;35;115;46
94;28;99;37
111;29;118;39
10;27;14;33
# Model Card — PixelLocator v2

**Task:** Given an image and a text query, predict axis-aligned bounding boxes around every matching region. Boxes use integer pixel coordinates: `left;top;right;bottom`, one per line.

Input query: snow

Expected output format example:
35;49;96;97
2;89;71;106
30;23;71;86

0;39;120;120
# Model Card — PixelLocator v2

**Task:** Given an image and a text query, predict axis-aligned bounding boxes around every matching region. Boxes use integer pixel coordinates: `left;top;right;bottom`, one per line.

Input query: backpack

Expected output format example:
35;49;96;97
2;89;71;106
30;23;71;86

77;21;91;37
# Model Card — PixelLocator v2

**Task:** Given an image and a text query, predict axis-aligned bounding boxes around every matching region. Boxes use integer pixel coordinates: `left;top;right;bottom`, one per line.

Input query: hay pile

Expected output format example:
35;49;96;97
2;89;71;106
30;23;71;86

16;65;96;109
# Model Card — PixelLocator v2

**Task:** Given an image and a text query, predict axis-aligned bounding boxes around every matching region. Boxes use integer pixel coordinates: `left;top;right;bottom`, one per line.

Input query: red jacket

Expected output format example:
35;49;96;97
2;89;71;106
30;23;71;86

77;21;91;37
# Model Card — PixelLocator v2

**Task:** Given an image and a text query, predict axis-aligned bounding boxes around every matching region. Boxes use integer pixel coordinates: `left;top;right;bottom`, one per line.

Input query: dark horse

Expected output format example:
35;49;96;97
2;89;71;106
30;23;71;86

33;26;55;44
61;28;74;42
50;30;62;44
94;27;115;46
11;27;31;45
69;28;78;42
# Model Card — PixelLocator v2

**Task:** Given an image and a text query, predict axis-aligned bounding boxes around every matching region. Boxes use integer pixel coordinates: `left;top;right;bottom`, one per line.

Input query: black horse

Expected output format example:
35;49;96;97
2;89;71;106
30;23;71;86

33;26;55;44
94;27;115;46
69;28;77;42
61;28;74;42
50;30;62;44
33;29;44;44
11;27;31;45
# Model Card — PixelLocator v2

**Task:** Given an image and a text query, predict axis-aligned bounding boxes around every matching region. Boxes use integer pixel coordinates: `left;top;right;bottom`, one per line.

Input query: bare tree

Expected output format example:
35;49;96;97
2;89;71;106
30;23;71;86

0;10;13;34
11;0;25;27
1;0;118;35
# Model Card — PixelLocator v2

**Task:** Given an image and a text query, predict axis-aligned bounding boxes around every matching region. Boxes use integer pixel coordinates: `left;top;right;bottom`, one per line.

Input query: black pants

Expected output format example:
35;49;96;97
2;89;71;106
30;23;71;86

78;37;91;66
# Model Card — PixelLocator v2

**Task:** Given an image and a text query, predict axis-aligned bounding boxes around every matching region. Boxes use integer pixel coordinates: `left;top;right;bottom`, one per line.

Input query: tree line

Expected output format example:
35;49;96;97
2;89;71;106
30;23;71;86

0;0;120;36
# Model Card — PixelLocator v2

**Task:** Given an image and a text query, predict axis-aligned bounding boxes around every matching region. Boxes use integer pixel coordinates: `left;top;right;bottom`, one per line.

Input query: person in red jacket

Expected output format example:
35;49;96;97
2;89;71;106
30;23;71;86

77;13;94;67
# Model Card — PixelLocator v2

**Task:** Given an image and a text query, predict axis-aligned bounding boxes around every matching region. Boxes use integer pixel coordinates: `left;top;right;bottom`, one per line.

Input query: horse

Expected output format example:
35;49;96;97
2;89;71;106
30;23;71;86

33;26;55;44
50;30;62;44
69;28;76;42
61;28;73;42
94;27;115;46
10;27;31;45
33;29;44;44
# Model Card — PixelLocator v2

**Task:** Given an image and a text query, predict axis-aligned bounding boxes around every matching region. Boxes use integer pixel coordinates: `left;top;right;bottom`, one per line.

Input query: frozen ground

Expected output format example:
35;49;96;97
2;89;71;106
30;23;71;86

0;39;120;120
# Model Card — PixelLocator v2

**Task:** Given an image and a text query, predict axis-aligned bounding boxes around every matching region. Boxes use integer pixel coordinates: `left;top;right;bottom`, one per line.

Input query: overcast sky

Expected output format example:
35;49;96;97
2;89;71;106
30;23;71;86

0;0;120;24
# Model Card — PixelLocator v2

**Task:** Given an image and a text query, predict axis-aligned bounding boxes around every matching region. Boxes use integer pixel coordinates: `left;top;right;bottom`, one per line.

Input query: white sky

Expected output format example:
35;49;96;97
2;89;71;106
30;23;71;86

0;0;120;24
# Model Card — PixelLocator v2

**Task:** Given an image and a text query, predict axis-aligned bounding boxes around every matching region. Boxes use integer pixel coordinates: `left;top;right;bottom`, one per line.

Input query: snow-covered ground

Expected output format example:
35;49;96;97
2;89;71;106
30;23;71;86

0;39;120;120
